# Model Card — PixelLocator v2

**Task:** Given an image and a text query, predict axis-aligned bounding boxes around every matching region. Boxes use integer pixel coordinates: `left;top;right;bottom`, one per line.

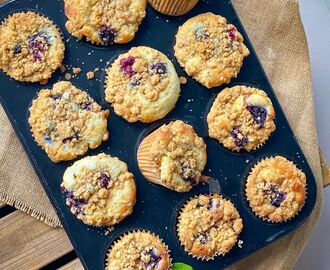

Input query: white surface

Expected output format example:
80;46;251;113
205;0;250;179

293;1;330;269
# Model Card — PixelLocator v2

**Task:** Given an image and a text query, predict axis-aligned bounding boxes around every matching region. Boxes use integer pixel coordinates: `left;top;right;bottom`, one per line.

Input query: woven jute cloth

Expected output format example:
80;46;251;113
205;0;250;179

0;0;329;269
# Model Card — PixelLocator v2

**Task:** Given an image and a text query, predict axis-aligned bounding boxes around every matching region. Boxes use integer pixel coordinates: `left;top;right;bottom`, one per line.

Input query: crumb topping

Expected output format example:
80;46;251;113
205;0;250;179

246;156;307;222
28;81;109;162
106;231;171;270
150;120;207;192
0;11;64;83
61;154;136;227
207;85;276;152
174;12;250;88
178;194;243;258
64;0;147;45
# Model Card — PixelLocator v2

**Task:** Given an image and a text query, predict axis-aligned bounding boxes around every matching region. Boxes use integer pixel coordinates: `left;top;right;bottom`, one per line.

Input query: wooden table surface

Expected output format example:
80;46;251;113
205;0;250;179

0;202;84;270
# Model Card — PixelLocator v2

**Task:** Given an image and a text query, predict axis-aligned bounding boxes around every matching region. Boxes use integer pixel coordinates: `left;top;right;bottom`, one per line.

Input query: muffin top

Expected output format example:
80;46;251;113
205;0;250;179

139;120;207;192
61;154;136;227
105;46;180;123
177;194;243;259
106;231;171;270
245;156;307;223
64;0;147;45
207;85;276;152
0;11;64;83
28;81;109;162
174;12;250;88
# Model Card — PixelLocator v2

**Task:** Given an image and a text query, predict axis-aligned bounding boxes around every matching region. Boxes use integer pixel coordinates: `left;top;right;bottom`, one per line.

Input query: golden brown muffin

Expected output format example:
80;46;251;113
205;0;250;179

28;81;109;162
177;194;243;259
137;120;207;192
106;231;171;270
105;46;180;123
64;0;147;45
0;11;64;83
245;156;307;223
207;85;276;152
61;154;136;227
174;12;250;88
148;0;199;16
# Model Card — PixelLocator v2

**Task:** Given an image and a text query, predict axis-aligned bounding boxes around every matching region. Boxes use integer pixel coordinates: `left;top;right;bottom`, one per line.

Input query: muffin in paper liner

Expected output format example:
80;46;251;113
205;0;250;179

177;194;243;260
105;230;172;270
207;85;276;152
137;120;208;192
0;11;65;84
245;156;307;223
148;0;199;16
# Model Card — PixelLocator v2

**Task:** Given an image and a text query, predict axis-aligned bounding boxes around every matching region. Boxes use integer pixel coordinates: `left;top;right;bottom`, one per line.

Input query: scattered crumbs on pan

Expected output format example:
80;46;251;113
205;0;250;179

104;226;115;236
187;98;193;102
100;59;103;62
86;71;95;80
189;109;193;112
208;168;212;172
88;52;92;56
72;67;81;75
246;159;249;163
156;16;159;19
60;64;66;73
65;73;72;81
166;19;169;23
165;226;168;230
179;76;187;84
238;239;244;248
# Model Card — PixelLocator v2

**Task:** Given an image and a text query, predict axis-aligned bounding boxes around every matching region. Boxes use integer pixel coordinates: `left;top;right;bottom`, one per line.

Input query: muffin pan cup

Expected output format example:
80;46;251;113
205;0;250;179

0;1;317;269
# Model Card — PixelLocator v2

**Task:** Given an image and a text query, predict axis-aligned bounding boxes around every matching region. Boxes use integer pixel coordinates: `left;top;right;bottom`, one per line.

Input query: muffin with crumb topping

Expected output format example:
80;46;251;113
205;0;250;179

0;11;64;83
137;120;207;192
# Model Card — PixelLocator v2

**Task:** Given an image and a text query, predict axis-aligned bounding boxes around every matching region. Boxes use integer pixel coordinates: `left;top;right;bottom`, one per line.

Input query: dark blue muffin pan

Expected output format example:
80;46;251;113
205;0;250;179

0;0;317;269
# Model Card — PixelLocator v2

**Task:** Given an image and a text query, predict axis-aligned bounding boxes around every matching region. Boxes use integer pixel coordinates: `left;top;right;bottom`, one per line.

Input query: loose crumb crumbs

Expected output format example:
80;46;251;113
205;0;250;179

65;73;72;80
72;67;81;75
238;239;244;248
179;76;187;84
60;65;66;73
86;71;95;80
104;226;115;235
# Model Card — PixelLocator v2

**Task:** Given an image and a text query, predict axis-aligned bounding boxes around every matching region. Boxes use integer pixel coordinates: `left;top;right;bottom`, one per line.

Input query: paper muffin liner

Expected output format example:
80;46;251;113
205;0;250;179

0;11;65;84
148;0;199;16
137;128;165;186
176;194;243;260
105;229;172;270
244;156;308;224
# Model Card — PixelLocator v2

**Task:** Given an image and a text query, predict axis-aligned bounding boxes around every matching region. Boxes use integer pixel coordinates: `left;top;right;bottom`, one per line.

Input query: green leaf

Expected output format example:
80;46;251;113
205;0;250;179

172;262;194;270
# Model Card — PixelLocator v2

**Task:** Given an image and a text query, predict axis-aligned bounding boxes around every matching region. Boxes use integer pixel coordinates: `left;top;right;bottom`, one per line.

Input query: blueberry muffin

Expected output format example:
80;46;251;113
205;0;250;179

207;85;276;152
64;0;147;45
148;0;199;16
105;46;180;123
174;12;250;88
61;153;136;227
137;120;207;192
177;194;243;259
106;231;171;270
28;81;109;162
0;11;64;83
245;156;307;223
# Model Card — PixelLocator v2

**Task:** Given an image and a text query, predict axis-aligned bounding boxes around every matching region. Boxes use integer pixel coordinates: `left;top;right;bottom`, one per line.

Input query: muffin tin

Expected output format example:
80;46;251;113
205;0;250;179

0;0;317;269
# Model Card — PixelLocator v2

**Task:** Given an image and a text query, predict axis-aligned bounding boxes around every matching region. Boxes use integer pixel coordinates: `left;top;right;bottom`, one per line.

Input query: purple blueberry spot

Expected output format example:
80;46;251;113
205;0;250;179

120;56;135;77
44;136;53;145
151;62;167;74
264;185;287;208
246;105;267;127
52;94;62;100
62;131;80;143
196;231;208;244
231;128;248;147
28;32;49;62
194;25;208;41
14;44;22;54
130;77;140;88
99;25;117;45
81;101;92;110
178;161;197;185
228;28;237;40
97;173;110;188
62;188;87;215
208;198;221;210
142;247;162;269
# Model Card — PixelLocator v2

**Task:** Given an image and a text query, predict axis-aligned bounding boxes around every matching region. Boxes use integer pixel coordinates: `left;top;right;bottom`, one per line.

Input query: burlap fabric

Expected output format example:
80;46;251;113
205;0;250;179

0;0;328;269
